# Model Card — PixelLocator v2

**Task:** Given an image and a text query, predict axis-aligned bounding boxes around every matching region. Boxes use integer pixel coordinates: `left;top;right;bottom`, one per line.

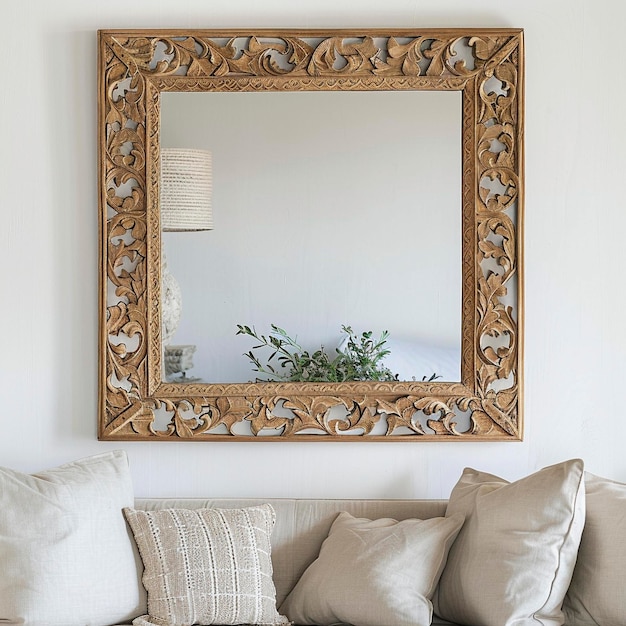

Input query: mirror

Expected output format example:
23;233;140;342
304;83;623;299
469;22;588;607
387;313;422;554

99;29;523;441
161;89;462;384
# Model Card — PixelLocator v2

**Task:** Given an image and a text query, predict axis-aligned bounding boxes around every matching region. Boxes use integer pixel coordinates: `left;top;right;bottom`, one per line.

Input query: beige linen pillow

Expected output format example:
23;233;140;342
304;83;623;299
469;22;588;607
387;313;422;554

433;459;585;626
124;504;290;626
0;450;143;626
280;511;465;626
563;472;626;625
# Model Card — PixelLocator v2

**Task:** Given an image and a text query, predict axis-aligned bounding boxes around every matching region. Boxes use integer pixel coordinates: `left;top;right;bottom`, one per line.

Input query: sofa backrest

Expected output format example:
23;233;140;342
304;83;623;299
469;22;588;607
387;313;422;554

135;498;448;606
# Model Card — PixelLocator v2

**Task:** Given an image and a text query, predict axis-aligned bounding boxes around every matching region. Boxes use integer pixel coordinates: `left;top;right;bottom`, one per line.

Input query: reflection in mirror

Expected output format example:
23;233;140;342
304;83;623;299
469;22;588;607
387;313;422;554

160;148;213;382
161;90;462;383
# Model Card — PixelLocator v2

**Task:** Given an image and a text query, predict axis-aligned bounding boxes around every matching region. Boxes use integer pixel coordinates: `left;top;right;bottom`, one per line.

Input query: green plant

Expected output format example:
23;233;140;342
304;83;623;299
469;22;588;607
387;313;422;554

235;324;399;383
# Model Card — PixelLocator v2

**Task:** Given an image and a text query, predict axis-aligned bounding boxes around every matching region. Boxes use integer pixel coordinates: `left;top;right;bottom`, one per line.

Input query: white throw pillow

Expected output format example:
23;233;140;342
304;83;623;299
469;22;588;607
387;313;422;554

280;511;465;626
0;450;142;626
124;504;290;626
433;459;585;626
563;472;626;625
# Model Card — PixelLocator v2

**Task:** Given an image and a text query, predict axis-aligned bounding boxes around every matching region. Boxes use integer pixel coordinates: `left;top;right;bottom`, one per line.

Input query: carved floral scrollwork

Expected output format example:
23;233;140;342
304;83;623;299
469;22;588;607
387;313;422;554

99;29;524;441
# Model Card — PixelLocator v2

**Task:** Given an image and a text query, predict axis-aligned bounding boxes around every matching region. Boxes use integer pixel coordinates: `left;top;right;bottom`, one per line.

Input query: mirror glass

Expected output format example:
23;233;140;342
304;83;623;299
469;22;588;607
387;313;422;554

161;90;462;383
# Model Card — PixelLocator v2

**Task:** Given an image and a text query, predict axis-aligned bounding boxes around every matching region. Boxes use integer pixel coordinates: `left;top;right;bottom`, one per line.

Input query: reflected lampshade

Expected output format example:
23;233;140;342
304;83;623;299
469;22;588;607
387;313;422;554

160;148;213;231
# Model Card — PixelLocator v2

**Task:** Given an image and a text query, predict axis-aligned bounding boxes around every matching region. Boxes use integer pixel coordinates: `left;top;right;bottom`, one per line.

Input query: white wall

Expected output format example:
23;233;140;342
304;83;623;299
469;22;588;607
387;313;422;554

1;0;625;499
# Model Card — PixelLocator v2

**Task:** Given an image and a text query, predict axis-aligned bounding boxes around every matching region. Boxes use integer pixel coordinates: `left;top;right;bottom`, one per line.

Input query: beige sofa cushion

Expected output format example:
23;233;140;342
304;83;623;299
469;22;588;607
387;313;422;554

280;511;464;626
0;451;142;626
434;459;585;626
563;472;626;625
134;497;448;607
124;504;289;626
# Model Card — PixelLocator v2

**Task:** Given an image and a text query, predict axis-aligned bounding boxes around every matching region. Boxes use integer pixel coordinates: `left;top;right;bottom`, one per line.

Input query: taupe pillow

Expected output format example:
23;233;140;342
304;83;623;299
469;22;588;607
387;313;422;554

434;459;585;626
280;511;465;626
124;504;289;626
563;472;626;625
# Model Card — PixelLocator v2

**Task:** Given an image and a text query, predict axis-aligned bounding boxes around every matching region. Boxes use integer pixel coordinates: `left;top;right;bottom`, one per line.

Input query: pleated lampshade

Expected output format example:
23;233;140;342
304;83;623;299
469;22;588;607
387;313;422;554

160;148;213;231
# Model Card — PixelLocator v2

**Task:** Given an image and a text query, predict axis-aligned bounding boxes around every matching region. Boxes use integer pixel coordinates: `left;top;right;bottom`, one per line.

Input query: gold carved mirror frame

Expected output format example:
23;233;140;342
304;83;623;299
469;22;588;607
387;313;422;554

98;28;524;441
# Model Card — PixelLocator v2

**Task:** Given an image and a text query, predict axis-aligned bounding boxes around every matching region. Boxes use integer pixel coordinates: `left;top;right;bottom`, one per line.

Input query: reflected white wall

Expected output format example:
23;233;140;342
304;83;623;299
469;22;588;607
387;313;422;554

161;90;461;382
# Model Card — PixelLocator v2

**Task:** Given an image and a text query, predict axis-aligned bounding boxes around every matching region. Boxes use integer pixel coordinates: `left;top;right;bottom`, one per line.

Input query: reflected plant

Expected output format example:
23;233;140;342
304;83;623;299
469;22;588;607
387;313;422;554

235;324;399;383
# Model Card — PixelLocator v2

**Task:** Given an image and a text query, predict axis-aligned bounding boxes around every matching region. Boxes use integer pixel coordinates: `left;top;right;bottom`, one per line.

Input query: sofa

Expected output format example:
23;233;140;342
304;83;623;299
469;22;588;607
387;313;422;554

0;451;623;626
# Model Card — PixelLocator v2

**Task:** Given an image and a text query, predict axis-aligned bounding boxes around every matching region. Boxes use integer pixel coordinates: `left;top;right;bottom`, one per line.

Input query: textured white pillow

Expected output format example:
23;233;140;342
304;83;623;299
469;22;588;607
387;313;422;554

124;504;290;626
0;450;142;626
563;472;626;625
434;459;585;626
280;511;465;626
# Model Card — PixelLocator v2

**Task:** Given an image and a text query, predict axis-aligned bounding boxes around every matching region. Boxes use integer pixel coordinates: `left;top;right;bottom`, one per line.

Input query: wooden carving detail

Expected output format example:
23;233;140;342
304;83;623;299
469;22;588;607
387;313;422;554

99;29;524;441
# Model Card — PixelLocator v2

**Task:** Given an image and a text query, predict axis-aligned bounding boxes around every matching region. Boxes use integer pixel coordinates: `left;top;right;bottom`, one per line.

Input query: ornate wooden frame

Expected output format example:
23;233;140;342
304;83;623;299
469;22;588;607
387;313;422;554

98;28;524;441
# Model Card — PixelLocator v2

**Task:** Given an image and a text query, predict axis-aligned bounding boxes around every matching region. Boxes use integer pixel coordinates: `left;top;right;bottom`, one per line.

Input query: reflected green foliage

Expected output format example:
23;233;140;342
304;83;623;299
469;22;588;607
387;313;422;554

235;324;399;382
